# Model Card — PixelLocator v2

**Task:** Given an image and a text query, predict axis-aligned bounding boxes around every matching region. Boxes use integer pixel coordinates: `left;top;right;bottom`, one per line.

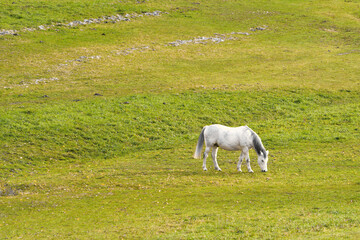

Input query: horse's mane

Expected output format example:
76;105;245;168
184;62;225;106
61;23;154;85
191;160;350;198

248;128;267;158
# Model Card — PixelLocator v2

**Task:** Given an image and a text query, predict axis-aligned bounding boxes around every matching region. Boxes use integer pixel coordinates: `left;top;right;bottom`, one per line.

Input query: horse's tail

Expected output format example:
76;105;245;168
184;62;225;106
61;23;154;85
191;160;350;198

193;126;206;159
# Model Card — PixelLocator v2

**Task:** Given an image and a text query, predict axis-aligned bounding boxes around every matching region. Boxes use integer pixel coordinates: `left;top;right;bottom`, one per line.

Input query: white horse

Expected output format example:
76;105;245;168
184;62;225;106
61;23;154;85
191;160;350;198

193;124;269;172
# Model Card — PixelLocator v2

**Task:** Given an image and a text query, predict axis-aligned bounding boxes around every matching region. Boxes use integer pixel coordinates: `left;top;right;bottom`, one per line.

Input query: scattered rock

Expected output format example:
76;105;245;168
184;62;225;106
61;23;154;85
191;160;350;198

0;29;18;36
123;101;130;104
0;187;17;196
113;46;151;56
337;50;360;56
34;77;59;84
251;10;276;15
144;11;163;16
167;32;250;47
231;32;250;35
10;77;59;88
66;55;101;63
0;11;166;36
94;93;103;96
250;26;268;31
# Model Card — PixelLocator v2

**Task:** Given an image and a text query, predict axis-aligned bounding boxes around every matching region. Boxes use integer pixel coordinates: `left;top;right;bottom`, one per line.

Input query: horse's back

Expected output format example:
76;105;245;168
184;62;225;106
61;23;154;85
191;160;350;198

206;124;249;134
204;124;235;135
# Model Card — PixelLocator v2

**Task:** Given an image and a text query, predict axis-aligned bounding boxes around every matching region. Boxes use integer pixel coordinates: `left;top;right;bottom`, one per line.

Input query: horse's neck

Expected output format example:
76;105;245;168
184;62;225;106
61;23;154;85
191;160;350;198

251;133;264;156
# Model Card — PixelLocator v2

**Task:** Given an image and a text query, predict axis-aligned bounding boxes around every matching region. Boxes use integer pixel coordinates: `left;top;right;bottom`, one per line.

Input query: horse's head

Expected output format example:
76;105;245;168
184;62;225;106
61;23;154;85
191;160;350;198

258;150;269;172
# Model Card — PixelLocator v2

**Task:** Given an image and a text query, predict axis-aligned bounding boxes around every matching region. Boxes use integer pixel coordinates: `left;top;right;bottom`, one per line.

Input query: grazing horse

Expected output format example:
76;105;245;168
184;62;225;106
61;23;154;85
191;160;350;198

193;124;269;172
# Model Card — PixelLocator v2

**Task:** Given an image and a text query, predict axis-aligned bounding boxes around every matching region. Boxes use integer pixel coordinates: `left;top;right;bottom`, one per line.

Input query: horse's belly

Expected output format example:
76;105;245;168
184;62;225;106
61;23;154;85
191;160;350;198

218;143;242;151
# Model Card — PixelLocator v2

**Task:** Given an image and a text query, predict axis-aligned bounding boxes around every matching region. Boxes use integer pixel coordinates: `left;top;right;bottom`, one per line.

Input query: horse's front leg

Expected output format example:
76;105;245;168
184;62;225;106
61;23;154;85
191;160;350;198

237;151;245;172
245;152;254;173
202;147;211;171
212;147;221;171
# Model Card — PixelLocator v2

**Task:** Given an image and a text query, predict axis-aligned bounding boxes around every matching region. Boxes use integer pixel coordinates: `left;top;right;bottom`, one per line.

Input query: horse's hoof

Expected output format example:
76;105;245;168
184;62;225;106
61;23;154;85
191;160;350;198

203;168;208;171
262;170;267;172
237;169;242;172
249;170;254;173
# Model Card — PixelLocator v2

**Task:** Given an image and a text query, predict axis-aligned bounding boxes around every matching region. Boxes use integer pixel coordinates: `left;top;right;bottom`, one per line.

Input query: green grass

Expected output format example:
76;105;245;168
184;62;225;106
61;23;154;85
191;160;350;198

1;0;360;239
1;89;359;166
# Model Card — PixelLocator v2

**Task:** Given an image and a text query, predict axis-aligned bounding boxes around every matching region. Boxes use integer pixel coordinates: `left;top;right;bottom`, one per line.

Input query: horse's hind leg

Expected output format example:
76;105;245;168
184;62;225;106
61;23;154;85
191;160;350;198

202;146;211;171
212;147;222;171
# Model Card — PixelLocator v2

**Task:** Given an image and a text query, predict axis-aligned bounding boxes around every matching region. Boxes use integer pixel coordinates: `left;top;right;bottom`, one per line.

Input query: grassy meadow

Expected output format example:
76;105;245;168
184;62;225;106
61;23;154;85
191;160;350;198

1;0;360;239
